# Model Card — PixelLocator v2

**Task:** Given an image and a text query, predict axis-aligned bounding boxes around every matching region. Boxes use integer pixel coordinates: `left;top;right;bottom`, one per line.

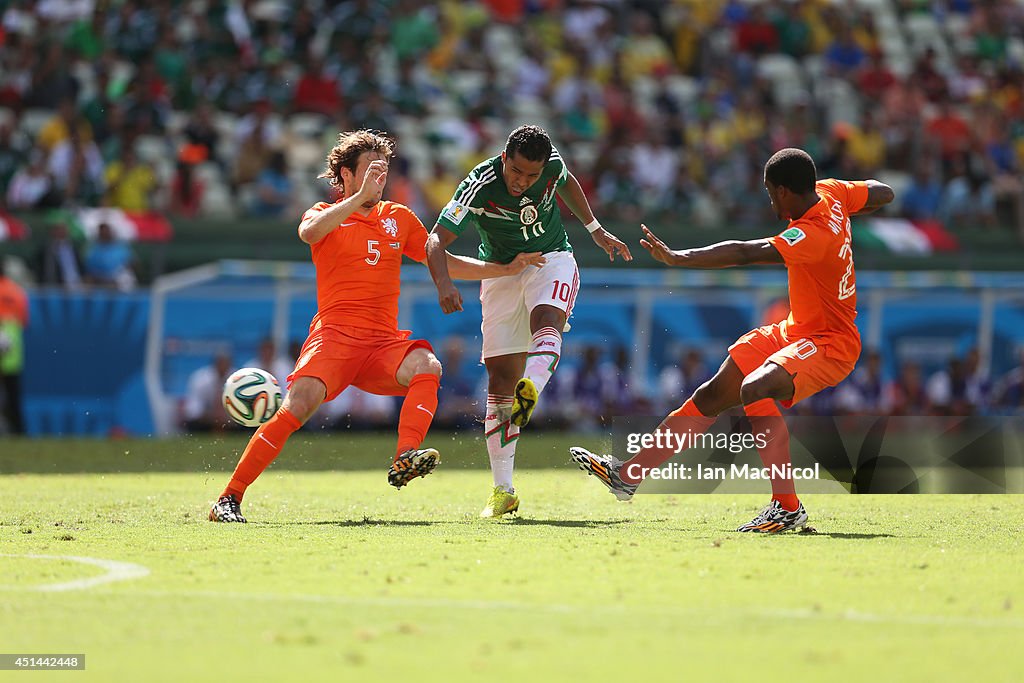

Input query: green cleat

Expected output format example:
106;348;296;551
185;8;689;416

511;377;538;427
480;486;520;518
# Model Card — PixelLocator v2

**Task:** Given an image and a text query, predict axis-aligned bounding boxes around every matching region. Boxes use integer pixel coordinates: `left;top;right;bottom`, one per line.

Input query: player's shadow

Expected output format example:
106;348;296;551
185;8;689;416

507;518;634;528
804;531;898;539
260;519;436;527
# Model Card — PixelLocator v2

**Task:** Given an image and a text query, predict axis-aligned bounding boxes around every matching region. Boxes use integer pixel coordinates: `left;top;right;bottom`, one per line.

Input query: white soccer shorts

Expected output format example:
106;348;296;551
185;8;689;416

479;251;579;359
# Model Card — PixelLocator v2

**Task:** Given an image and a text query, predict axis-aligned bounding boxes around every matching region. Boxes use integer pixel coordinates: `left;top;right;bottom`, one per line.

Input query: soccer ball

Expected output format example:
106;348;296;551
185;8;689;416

222;367;283;428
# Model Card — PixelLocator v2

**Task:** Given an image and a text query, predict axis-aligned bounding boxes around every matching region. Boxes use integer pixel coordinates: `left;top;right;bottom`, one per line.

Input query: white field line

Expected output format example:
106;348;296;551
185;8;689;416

0;554;150;592
76;586;1024;631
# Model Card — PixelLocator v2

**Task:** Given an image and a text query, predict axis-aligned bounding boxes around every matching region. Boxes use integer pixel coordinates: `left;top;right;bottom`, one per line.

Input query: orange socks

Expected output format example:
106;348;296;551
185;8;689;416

744;398;799;511
223;407;302;500
396;374;440;457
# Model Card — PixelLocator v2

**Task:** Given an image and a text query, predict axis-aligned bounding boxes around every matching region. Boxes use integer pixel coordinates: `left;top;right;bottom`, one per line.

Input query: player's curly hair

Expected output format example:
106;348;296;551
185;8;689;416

764;148;817;194
319;130;395;193
504;125;552;163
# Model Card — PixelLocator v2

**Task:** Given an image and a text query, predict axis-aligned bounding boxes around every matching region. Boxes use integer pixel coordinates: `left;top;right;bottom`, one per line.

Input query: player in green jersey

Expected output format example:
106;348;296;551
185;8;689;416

425;125;632;517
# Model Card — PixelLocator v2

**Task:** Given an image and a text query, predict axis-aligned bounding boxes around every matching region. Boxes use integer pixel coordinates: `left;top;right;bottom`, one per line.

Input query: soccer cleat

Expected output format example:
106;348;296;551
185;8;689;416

511;377;538;427
569;447;638;501
388;447;440;489
209;494;246;523
736;500;809;533
480;486;520;518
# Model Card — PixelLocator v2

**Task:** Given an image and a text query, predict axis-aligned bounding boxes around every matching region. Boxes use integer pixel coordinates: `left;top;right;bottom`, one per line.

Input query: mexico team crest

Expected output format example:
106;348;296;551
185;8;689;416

382;217;399;237
519;205;538;225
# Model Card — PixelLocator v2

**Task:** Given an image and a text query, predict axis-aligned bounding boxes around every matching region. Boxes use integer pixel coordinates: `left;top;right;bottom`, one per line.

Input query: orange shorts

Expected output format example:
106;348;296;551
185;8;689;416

288;325;432;401
727;323;857;408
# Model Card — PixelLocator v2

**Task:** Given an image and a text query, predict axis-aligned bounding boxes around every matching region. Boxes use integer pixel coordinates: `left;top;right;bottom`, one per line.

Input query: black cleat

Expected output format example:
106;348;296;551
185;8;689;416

209;494;246;523
388;448;441;489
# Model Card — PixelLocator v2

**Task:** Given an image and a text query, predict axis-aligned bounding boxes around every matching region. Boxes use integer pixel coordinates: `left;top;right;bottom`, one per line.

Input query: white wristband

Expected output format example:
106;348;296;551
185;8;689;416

584;219;601;233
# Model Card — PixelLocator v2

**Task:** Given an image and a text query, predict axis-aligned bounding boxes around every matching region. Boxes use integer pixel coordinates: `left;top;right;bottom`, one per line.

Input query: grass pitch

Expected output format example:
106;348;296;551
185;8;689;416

1;433;1022;682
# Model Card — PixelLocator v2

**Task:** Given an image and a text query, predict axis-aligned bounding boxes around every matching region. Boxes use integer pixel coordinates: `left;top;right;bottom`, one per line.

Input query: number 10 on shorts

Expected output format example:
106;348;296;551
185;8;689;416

550;280;571;303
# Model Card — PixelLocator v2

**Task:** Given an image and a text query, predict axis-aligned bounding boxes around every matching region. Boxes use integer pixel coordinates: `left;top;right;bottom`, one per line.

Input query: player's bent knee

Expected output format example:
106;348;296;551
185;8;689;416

282;377;326;424
740;364;793;404
397;348;442;385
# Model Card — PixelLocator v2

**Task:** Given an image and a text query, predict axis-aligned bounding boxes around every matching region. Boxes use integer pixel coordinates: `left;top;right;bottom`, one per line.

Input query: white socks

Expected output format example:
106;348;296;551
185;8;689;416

523;326;562;394
484;394;518;492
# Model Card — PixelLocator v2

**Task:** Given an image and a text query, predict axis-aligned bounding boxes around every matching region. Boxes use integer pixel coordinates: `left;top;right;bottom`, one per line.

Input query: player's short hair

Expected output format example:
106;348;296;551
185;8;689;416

504;125;552;163
764;148;817;194
319;129;395;192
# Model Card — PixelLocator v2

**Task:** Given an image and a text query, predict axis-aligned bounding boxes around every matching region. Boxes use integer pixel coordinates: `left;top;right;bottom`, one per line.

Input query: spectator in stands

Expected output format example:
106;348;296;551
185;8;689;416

243;338;293;395
857;50;897;101
34;222;83;290
0;260;28;434
926;358;973;416
232;100;280;189
435;337;478;430
249;150;292;219
0;120;28;204
941;152;996;227
422;159;461;217
847;111;887;178
911;48;949;103
658;348;711;415
384;157;428;219
37;98;92;154
824;25;866;76
835;350;891;415
182;351;235;433
292;56;342;116
901;163;944;220
889;361;928;416
926;103;973;170
168;146;205;218
390;0;440;61
104;146;157;212
84;222;136;291
735;5;779;56
6;148;57;210
47;125;105;206
183;102;221;168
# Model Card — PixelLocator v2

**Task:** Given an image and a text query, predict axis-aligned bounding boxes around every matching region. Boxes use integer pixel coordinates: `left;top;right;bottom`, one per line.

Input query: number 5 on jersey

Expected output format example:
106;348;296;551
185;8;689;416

366;240;380;265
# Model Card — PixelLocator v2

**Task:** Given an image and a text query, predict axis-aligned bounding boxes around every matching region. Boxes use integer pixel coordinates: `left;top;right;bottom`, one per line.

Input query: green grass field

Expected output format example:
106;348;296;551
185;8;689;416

1;433;1022;682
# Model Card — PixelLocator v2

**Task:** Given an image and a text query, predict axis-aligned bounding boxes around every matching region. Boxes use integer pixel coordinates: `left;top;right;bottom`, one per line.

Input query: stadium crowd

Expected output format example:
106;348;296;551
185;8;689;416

0;0;1023;239
3;0;1024;433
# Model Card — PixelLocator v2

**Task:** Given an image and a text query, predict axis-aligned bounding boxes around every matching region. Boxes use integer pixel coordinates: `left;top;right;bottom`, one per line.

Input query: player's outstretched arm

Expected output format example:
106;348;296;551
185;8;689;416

445;252;546;281
557;172;632;262
640;224;783;269
426;224;464;314
851;179;896;216
298;160;388;244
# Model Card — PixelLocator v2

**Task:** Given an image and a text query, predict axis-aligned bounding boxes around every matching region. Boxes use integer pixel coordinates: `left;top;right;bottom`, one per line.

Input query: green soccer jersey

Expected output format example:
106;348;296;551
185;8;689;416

436;147;571;264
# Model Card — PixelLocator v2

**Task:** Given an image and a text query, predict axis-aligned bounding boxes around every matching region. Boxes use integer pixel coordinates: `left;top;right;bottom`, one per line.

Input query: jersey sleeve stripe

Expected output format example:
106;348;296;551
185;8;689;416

454;168;496;205
462;169;497;207
549;147;561;161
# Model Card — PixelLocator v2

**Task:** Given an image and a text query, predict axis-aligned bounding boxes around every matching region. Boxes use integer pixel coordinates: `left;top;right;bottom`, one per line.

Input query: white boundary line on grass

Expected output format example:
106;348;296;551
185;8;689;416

0;554;151;592
90;587;1024;631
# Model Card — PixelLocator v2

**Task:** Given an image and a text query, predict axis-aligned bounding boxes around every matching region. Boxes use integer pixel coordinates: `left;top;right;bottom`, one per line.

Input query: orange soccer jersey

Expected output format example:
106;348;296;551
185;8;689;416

767;178;869;363
304;200;428;334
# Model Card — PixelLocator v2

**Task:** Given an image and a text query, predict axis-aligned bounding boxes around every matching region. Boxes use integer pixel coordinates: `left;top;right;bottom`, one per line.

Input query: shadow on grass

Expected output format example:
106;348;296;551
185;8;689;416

803;531;898;539
259;519;437;527
507;518;634;528
716;529;897;539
